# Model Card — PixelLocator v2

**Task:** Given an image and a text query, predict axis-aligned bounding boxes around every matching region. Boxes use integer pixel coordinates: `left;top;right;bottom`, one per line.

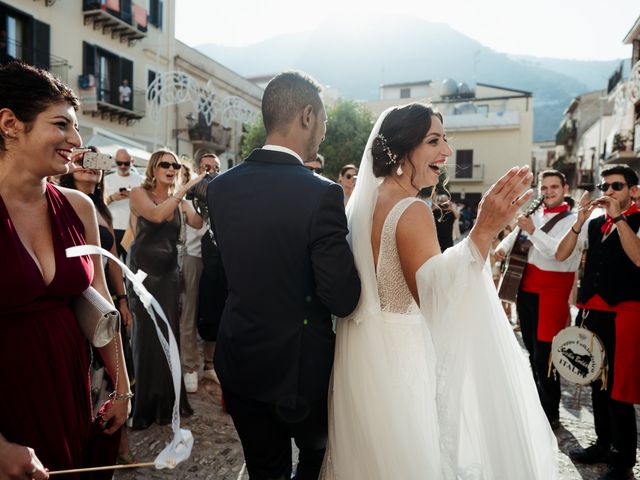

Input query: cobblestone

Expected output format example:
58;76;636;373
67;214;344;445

116;334;639;479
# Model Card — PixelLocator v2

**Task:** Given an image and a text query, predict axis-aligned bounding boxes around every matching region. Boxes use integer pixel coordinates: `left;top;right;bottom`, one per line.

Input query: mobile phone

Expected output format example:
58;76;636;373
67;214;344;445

119;187;127;193
83;152;113;170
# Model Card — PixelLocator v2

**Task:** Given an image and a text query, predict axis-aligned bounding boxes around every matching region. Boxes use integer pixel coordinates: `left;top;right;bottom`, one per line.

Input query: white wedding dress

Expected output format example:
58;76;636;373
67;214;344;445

321;107;558;480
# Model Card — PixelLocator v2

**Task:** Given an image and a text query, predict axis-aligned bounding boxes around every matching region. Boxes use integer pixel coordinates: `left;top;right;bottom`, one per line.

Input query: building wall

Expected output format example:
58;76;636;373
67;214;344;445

5;0;261;168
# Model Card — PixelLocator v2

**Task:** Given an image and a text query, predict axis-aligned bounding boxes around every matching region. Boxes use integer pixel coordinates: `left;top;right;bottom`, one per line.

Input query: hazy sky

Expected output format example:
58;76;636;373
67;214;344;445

175;0;638;61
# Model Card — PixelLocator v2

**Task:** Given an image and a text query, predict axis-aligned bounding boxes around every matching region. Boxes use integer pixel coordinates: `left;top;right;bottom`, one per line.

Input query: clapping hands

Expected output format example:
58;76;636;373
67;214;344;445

469;166;534;257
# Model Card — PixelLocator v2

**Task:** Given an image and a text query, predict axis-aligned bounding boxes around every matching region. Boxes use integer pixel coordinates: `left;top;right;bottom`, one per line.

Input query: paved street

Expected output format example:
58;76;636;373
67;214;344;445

116;336;640;480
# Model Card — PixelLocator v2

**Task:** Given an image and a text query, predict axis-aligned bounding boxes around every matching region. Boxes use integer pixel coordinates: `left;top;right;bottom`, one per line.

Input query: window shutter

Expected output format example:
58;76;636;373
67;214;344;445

83;42;96;75
32;20;50;70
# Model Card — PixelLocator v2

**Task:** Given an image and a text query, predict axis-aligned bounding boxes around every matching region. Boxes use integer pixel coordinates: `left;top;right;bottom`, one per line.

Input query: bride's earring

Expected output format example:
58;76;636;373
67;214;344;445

396;163;403;176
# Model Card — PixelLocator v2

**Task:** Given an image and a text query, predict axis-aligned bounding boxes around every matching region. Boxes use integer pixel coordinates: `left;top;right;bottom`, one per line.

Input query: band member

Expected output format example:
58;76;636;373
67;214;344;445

556;165;640;480
496;170;580;429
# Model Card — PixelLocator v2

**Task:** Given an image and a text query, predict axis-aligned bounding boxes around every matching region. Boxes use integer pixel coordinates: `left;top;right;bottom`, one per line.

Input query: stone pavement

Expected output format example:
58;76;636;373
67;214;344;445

116;341;640;480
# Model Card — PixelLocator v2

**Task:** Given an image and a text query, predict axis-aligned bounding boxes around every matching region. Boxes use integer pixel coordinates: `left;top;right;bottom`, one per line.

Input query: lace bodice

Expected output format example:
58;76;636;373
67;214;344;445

376;197;421;314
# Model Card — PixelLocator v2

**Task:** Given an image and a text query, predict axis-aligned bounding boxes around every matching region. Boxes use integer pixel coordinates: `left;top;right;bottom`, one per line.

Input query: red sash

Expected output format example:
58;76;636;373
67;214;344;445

578;295;640;404
520;264;575;341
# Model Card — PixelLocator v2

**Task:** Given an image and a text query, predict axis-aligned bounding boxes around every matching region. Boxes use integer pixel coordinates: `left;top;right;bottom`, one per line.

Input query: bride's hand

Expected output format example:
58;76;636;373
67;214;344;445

469;166;534;258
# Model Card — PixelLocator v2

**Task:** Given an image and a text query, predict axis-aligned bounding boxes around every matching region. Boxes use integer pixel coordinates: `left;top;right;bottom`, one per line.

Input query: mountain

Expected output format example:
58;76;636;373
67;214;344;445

197;15;626;141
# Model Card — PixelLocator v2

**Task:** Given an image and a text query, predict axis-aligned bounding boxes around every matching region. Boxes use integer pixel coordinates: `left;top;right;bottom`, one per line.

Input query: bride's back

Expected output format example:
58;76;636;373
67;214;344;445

372;190;426;314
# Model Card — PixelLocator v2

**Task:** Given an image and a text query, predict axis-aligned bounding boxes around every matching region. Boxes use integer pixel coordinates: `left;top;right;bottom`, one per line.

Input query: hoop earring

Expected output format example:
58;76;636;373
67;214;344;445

396;163;403;176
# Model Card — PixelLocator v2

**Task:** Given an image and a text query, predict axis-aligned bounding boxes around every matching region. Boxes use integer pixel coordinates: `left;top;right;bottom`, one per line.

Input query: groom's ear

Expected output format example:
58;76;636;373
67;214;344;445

300;104;314;130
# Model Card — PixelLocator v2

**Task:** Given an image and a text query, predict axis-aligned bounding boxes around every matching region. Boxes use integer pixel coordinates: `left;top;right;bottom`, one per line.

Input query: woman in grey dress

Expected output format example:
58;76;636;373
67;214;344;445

128;149;204;430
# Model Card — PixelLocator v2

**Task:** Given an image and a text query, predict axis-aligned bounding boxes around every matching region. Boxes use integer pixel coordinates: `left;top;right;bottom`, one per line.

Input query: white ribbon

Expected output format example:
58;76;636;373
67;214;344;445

66;245;193;469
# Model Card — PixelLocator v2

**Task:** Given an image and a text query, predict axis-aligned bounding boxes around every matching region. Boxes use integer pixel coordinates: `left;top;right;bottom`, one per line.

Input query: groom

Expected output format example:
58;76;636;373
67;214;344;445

207;71;361;479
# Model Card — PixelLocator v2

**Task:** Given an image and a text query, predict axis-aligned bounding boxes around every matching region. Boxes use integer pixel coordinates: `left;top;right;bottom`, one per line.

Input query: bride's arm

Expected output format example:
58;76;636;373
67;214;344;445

399;166;533;306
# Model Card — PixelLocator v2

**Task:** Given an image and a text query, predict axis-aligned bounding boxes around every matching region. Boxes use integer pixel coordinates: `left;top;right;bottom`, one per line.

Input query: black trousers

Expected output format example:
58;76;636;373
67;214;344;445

223;389;327;480
581;308;637;468
517;291;560;422
114;228;128;262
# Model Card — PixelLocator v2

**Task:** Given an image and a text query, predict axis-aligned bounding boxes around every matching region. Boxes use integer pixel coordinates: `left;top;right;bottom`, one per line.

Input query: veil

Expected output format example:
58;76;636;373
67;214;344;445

343;106;394;323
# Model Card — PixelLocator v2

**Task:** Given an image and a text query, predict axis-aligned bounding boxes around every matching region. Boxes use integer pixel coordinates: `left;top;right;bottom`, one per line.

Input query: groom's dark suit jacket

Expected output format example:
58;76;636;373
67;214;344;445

207;148;361;408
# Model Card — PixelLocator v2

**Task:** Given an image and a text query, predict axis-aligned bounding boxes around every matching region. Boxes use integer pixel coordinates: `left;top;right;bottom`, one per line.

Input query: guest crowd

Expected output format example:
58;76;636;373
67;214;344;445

1;61;638;480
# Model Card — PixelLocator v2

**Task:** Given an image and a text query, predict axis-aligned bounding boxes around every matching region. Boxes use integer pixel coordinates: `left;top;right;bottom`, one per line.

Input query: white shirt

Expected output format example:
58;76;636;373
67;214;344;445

262;144;303;164
497;209;581;272
119;84;132;102
104;171;144;230
185;224;207;258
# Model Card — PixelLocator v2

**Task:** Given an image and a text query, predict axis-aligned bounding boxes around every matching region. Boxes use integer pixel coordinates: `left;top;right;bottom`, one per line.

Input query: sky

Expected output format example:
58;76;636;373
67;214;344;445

175;0;639;61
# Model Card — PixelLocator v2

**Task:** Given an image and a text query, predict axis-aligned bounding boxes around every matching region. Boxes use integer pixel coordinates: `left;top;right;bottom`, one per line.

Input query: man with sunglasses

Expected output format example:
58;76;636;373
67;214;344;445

105;148;143;259
556;165;640;480
303;153;324;176
207;71;360;480
495;169;581;431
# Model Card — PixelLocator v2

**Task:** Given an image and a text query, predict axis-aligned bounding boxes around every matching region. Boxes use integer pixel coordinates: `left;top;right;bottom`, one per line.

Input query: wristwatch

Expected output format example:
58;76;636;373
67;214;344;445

612;214;626;224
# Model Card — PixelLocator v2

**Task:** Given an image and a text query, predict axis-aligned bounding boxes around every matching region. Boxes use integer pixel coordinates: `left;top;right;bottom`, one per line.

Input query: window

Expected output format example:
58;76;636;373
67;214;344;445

149;0;163;29
400;88;411;99
147;69;161;102
83;42;134;109
0;6;50;70
476;104;489;114
455;150;473;179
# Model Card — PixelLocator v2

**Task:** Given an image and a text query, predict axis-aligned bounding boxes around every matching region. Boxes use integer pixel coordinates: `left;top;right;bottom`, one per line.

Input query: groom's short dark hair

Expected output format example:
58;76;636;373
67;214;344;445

262;71;323;134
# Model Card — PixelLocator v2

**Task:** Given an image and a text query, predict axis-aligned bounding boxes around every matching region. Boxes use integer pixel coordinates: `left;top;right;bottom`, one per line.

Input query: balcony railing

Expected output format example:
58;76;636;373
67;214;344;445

0;39;69;83
186;123;232;152
83;0;147;45
577;169;595;190
556;119;577;147
449;163;485;182
78;74;145;123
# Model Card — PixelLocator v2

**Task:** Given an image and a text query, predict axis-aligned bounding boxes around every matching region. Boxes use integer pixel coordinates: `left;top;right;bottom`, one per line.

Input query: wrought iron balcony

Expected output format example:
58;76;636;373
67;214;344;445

78;75;145;123
0;39;69;83
449;163;485;182
577;169;595;190
83;0;147;45
555;119;577;147
187;123;232;153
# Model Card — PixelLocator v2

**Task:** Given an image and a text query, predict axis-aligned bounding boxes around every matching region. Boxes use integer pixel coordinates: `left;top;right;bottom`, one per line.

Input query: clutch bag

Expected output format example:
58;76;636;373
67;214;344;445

72;286;120;348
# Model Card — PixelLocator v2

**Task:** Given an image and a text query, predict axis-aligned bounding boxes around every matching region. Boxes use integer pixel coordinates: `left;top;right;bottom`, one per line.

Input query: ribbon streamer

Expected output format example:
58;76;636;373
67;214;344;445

66;245;193;469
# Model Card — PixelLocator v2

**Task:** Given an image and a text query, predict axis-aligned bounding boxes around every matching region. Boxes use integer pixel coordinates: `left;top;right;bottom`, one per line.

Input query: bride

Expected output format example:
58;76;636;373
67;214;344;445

321;104;558;479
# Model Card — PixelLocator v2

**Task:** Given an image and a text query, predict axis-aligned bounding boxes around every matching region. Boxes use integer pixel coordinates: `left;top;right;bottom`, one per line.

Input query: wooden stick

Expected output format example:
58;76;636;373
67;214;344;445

48;462;156;475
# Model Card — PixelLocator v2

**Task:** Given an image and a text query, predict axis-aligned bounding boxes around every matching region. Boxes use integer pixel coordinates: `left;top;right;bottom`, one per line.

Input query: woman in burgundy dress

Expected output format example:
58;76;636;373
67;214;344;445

0;62;131;479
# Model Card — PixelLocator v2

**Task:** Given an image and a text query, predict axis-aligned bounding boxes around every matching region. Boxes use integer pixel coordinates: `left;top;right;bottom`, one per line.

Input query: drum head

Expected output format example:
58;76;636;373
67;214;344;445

551;326;605;385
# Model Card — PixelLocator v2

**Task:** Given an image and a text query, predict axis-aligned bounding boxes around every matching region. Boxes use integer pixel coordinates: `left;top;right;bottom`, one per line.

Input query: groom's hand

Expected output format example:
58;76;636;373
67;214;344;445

469;166;533;258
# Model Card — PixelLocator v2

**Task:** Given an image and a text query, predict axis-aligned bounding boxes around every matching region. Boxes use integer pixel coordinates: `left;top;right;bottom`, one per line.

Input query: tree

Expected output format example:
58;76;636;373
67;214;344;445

239;100;374;180
321;100;373;180
240;114;266;159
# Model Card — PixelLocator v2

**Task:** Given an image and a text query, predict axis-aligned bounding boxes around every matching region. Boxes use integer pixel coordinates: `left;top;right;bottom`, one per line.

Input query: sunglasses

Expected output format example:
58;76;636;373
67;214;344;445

597;181;627;192
158;161;182;170
203;164;220;173
344;173;356;180
306;166;323;174
116;161;131;167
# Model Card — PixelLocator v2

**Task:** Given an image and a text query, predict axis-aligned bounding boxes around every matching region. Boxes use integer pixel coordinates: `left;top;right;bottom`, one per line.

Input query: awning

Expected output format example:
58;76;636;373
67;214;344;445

82;130;151;167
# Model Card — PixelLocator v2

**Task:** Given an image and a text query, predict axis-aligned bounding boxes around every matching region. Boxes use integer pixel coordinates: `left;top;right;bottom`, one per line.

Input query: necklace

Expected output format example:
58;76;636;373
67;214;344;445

388;177;418;197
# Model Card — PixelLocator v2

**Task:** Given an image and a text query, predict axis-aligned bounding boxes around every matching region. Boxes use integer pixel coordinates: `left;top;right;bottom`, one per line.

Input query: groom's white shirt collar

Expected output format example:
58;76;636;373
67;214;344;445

262;144;303;164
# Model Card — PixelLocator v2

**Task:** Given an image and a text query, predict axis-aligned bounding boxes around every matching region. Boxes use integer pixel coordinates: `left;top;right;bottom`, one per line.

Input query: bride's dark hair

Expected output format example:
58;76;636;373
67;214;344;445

370;103;442;178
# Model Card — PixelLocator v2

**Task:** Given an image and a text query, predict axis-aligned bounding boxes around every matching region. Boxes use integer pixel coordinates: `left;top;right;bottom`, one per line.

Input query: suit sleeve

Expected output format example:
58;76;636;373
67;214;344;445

309;183;361;317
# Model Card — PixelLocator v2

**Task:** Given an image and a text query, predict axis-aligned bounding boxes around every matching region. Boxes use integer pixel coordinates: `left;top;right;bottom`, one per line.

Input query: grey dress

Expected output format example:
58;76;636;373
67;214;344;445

128;208;191;429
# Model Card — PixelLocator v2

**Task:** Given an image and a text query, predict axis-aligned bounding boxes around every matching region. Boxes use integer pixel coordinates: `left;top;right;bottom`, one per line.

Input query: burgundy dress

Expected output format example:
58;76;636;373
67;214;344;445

0;183;117;478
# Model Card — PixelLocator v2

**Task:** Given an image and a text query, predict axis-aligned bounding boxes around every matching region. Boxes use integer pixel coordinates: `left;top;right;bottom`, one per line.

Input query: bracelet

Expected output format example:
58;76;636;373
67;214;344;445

115;294;128;303
571;226;581;235
171;195;182;203
612;214;626;224
109;391;134;401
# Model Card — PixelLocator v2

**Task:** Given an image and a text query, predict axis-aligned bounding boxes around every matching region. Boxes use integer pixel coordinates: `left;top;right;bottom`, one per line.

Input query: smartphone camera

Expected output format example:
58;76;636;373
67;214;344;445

82;152;113;170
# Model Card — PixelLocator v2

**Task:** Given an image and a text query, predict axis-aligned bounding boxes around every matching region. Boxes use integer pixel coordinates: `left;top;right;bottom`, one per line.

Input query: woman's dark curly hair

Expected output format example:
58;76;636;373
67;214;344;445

0;61;79;151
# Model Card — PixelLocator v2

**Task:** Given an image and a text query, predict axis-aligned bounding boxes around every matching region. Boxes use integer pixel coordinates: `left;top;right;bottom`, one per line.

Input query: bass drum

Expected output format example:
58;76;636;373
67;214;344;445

551;326;606;385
